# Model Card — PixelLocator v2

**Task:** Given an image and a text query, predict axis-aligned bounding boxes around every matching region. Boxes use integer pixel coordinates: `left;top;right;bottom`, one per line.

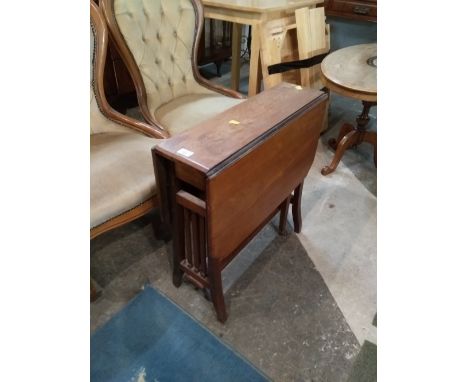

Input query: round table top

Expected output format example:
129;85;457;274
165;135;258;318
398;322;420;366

321;43;377;96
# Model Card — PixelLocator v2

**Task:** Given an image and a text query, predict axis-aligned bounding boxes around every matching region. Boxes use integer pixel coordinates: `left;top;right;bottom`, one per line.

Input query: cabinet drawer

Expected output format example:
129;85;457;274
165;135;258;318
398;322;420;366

326;0;377;22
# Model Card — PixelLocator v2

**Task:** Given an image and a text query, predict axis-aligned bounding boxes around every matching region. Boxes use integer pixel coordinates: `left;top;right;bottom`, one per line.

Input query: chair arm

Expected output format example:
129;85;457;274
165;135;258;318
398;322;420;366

195;76;246;100
105;107;170;139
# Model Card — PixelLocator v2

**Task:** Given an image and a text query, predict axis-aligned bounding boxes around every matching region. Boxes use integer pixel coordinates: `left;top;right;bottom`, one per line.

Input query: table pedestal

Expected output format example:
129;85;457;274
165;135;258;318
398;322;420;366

321;101;377;175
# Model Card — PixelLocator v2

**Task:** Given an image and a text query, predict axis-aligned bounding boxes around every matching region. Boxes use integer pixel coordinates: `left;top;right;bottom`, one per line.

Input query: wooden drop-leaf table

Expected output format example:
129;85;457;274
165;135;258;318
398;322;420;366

152;83;328;322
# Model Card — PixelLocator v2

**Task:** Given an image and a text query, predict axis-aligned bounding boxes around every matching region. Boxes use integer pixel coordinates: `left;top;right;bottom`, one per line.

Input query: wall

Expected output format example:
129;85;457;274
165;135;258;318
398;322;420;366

327;16;377;51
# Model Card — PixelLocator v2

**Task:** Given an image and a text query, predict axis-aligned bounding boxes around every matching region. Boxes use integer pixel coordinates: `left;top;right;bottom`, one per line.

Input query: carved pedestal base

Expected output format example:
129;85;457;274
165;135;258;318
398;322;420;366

321;101;377;175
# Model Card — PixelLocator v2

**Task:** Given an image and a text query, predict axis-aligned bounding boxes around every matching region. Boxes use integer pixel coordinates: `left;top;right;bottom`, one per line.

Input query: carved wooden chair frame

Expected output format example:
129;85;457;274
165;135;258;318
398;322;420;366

91;1;167;240
100;0;245;134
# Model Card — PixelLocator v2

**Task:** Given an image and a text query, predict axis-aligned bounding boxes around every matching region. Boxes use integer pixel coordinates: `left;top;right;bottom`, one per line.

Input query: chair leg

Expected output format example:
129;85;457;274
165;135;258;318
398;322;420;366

279;195;292;235
292;183;304;233
208;258;227;323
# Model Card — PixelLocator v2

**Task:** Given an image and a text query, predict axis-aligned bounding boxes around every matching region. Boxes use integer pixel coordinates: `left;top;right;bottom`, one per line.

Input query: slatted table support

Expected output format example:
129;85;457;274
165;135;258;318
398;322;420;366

153;83;328;322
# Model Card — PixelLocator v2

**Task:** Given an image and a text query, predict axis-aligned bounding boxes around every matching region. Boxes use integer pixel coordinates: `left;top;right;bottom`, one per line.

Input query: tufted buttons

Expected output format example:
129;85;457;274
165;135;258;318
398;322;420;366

182;75;187;83
173;29;177;38
168;79;172;86
170;54;175;62
154;58;160;65
156;32;161;41
160;8;165;17
142;35;148;43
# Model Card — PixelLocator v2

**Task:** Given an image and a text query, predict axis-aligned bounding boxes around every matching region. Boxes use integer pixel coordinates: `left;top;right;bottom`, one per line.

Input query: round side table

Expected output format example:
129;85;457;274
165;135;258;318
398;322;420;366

320;43;377;176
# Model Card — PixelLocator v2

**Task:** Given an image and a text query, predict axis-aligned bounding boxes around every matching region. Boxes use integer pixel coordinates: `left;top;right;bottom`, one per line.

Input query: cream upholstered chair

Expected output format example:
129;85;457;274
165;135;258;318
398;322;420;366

90;1;168;241
101;0;245;137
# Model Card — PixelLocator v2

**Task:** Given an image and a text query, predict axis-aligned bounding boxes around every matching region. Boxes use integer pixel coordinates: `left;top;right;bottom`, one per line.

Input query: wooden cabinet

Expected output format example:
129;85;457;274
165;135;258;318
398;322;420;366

324;0;377;22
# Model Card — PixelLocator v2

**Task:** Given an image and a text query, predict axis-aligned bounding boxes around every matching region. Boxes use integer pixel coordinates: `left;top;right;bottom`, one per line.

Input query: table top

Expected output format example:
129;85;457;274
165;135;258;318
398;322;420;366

321;43;377;95
154;83;326;175
202;0;323;13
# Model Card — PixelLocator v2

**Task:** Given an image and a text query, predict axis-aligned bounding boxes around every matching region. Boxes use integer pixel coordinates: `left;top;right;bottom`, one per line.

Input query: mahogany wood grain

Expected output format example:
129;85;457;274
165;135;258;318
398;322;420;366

207;100;326;260
153;83;328;322
176;191;207;217
156;83;326;172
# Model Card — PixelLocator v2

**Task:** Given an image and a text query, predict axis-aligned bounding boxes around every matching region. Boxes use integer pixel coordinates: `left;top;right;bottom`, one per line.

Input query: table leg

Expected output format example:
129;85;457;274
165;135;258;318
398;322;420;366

208;257;227;323
231;22;242;91
321;101;377;175
248;24;262;96
321;129;359;175
279;194;292;235
328;123;354;150
292;182;304;233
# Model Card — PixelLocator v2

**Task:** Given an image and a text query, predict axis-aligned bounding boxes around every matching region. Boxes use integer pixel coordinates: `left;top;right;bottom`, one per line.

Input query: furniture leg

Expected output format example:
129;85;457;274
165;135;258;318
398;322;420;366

166;160;184;287
279;195;292;235
356;101;375;131
231;22;242;90
328;123;354;150
292;182;304;233
321;129;359;175
248;24;262;96
208;258;227;323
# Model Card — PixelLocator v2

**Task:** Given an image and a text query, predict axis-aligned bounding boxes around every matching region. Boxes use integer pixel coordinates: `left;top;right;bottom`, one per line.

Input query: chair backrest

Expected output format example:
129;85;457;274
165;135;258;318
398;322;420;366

90;1;129;135
102;0;208;123
260;6;330;90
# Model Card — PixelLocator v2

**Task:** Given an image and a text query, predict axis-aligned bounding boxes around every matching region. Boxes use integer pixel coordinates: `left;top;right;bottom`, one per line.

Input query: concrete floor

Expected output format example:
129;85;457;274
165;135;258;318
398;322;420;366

92;61;377;381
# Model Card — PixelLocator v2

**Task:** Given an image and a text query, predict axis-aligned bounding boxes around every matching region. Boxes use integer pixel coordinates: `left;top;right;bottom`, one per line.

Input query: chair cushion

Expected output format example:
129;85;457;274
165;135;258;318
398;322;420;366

91;132;159;229
154;94;244;136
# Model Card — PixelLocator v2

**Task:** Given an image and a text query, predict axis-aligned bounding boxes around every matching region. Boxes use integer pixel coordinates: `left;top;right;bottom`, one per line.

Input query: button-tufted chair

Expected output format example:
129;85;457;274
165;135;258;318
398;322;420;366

101;0;245;137
91;0;168;242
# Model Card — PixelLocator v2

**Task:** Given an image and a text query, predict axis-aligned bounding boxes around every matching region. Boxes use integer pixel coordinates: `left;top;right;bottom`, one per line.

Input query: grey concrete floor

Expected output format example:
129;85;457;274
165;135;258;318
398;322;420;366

92;61;377;381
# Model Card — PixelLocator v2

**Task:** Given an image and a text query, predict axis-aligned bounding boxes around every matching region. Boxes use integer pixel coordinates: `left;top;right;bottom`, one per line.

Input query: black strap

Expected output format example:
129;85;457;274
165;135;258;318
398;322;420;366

268;53;328;75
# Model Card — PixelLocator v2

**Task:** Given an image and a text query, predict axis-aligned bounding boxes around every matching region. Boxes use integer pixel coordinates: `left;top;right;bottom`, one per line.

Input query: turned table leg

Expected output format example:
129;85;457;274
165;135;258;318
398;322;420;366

321;101;377;175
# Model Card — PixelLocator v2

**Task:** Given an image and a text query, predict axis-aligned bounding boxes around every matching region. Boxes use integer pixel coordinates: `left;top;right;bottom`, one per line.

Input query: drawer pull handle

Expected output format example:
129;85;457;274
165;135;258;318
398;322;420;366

353;5;370;15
